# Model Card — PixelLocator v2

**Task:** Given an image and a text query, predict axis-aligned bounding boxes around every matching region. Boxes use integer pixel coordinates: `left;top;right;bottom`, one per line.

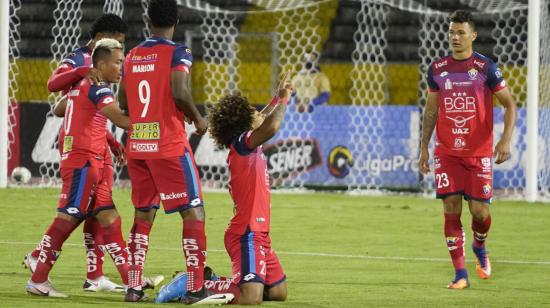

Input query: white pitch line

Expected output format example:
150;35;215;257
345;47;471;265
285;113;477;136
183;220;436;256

2;240;549;266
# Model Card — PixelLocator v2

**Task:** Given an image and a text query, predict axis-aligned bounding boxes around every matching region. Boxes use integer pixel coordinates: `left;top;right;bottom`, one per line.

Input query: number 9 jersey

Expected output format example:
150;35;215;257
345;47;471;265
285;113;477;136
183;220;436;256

122;36;193;159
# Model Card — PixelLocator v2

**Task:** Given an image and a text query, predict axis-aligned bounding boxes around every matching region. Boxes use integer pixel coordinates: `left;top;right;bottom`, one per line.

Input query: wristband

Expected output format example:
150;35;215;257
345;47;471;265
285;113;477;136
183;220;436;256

268;96;278;107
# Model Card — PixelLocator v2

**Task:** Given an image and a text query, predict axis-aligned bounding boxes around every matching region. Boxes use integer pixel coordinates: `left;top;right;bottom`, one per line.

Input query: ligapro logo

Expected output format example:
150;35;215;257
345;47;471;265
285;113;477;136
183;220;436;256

160;192;187;200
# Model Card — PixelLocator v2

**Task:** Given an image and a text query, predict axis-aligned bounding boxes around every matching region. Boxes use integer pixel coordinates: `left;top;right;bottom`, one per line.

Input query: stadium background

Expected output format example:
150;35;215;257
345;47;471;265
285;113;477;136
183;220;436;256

6;0;550;200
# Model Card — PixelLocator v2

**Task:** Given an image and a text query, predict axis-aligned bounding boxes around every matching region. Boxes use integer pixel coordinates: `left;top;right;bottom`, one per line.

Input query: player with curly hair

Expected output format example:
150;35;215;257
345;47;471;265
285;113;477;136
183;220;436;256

205;73;292;304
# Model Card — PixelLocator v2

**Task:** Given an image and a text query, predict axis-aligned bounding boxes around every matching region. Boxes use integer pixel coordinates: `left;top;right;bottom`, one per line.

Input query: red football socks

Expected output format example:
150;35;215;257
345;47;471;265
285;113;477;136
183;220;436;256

204;277;240;304
31;217;78;283
127;217;153;289
472;215;491;248
83;217;105;280
100;216;129;284
182;220;207;293
444;213;466;271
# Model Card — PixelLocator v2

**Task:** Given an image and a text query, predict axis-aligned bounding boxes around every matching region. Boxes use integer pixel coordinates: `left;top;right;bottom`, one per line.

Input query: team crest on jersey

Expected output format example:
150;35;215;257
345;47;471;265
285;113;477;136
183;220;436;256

453;137;466;149
483;183;492;195
481;157;491;168
468;68;478;80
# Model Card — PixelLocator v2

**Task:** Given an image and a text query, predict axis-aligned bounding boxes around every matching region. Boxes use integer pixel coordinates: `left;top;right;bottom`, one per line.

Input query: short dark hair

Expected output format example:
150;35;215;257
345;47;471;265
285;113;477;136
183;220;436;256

148;0;179;28
449;10;475;30
207;93;255;149
92;38;123;67
90;13;127;38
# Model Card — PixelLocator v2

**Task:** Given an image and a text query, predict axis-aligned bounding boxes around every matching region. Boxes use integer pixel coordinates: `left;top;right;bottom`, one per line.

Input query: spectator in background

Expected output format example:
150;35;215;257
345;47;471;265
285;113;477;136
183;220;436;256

291;51;331;113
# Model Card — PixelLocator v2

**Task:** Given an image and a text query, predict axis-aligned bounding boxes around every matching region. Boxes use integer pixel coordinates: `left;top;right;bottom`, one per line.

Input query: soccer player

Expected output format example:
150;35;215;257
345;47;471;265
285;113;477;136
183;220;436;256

118;0;230;304
24;14;127;292
205;73;292;304
419;10;517;289
26;39;131;298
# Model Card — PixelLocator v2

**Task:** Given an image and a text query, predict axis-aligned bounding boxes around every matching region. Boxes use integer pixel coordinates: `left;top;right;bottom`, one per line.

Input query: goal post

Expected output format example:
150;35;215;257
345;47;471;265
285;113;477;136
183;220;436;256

3;0;550;201
0;0;8;187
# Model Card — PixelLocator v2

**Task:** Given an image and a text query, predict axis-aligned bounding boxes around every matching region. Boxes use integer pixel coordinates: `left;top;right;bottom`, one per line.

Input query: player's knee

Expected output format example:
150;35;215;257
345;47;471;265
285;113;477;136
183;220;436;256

135;208;156;222
266;283;287;301
443;195;462;213
56;211;82;224
470;204;489;221
180;206;205;221
238;294;263;305
94;208;120;226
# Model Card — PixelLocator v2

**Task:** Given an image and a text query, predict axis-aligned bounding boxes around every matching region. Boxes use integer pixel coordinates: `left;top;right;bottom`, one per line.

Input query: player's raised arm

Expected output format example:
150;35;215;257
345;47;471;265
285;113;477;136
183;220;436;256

419;90;439;174
259;72;291;116
247;73;293;149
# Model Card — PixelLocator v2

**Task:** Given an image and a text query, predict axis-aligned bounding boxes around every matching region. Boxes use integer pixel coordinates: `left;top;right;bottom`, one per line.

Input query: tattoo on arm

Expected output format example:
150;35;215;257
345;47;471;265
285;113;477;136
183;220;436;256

421;106;438;148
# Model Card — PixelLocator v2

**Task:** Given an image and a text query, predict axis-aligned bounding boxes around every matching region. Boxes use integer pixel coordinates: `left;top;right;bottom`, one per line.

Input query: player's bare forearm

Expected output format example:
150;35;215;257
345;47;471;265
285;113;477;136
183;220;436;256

52;97;67;117
101;104;130;130
421;93;439;150
495;89;517;142
117;83;128;112
421;109;437;149
248;101;287;148
170;70;202;122
260;97;277;115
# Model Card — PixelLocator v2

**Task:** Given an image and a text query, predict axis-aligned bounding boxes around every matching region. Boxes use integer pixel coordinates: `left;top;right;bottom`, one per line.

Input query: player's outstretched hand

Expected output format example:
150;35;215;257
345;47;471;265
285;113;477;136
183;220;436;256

194;116;208;136
87;68;102;85
494;138;511;164
278;72;293;99
419;149;430;174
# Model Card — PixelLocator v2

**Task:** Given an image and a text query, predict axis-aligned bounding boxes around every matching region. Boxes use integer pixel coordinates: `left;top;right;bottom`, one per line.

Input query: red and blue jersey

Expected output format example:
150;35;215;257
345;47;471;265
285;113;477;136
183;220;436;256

59;46;93;71
427;52;507;157
122;36;193;159
226;131;271;235
53;45;115;166
60;80;115;168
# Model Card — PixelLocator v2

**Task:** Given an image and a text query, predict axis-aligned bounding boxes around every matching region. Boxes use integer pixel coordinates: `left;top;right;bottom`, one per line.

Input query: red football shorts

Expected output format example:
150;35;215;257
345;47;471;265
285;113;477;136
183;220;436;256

434;153;493;203
224;230;286;287
57;163;115;219
89;164;115;214
126;149;203;213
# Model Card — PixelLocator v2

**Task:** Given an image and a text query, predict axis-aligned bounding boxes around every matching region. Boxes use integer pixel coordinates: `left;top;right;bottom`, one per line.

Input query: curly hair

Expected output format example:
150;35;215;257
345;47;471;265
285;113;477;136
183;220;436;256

449;10;475;30
208;93;255;149
148;0;179;28
90;13;127;38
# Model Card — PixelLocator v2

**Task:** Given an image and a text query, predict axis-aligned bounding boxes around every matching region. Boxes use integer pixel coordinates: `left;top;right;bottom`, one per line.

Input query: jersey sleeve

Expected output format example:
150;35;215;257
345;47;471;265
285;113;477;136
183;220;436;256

88;84;115;109
427;64;439;92
171;45;193;73
486;61;506;92
60;50;86;69
231;131;254;156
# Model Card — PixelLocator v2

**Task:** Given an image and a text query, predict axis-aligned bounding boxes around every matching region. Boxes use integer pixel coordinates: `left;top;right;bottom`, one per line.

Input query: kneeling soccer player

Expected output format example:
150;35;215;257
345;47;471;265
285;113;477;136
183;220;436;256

205;73;293;304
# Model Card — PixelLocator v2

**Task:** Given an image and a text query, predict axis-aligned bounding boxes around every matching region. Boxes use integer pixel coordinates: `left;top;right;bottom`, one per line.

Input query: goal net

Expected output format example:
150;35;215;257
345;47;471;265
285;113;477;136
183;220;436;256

6;0;550;200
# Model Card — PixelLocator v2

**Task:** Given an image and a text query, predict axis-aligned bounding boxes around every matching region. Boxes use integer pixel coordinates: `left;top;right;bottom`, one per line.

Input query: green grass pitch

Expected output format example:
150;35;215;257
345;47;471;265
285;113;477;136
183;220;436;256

0;188;549;307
